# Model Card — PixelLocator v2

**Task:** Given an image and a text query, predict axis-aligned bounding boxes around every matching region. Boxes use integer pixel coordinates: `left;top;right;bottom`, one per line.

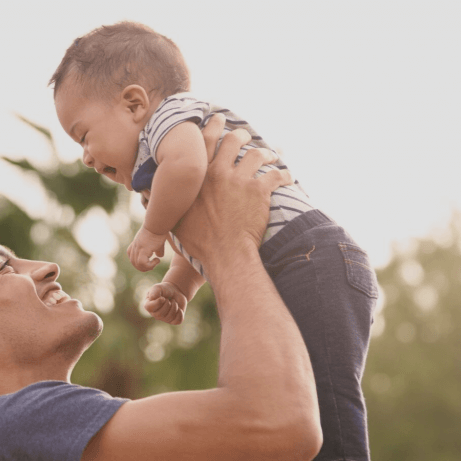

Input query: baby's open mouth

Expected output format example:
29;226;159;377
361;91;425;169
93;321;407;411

103;166;116;175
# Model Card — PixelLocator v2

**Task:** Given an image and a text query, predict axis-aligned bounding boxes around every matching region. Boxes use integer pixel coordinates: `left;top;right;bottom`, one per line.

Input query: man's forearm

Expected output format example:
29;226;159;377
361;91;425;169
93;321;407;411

210;243;314;392
207;243;322;458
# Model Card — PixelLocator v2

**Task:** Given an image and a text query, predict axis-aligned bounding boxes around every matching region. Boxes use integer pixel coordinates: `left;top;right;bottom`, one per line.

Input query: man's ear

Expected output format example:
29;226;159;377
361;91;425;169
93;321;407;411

120;85;150;123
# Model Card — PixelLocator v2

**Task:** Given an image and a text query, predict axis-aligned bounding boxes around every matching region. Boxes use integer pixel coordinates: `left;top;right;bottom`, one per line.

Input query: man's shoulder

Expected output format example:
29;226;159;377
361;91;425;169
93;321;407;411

1;380;110;401
0;380;125;422
0;381;129;461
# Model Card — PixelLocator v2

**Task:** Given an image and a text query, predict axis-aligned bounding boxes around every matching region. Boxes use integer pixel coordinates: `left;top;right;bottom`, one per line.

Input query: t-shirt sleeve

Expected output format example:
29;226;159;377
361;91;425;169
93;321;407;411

145;95;210;164
0;381;129;461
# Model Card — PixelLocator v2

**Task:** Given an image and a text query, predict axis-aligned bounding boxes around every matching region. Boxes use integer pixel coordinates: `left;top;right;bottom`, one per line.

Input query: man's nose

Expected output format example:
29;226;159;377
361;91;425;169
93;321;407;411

30;261;60;282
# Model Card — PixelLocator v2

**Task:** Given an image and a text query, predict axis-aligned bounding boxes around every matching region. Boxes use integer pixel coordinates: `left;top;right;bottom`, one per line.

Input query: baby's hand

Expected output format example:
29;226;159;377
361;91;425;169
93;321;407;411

127;227;167;272
144;282;187;325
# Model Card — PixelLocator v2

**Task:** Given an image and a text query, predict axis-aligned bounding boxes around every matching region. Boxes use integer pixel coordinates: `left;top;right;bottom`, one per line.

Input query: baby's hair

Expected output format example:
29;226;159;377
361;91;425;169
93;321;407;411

49;21;190;102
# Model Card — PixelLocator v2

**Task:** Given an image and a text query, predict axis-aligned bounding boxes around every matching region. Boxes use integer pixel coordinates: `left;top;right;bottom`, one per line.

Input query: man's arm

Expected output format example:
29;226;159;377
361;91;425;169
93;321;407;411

82;117;322;461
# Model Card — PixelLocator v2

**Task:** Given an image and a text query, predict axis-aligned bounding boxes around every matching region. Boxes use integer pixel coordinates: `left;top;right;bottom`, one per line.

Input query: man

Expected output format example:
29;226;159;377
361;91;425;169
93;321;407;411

0;115;322;461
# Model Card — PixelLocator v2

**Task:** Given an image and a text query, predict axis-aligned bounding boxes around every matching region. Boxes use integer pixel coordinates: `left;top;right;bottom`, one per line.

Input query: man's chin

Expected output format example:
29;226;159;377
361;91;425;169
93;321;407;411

58;310;104;359
84;310;104;342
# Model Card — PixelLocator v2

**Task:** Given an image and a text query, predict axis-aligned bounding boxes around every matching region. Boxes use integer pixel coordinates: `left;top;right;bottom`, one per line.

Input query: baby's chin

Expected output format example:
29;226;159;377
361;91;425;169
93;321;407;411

105;168;134;191
120;177;134;191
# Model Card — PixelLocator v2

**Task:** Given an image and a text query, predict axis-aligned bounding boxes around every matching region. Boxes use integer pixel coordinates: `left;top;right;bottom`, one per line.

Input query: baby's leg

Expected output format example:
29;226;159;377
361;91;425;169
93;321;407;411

260;210;378;461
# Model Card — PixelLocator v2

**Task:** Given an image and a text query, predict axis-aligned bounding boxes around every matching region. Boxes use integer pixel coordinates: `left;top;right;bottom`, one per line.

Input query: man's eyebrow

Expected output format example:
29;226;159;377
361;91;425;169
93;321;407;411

0;246;15;259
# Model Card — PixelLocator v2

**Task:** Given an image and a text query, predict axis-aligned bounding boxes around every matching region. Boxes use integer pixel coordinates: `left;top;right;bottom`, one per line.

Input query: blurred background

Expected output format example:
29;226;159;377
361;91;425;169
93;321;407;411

1;1;460;459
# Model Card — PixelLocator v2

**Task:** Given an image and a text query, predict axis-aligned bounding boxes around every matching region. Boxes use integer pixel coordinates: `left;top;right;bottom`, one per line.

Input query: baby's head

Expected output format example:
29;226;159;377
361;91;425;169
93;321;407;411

50;21;190;104
51;22;190;190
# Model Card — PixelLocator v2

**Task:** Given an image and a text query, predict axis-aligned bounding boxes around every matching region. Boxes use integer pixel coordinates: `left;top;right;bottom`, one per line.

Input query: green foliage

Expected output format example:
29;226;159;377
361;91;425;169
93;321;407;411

2;147;118;216
363;212;461;461
0;198;35;257
0;117;220;400
14;115;57;157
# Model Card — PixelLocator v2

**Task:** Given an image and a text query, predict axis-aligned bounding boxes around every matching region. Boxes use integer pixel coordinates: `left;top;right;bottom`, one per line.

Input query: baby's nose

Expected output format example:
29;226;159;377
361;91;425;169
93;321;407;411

82;150;94;168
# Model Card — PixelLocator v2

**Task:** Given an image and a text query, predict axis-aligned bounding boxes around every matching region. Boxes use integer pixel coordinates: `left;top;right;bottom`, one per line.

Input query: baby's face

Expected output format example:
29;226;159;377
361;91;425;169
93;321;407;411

55;83;142;191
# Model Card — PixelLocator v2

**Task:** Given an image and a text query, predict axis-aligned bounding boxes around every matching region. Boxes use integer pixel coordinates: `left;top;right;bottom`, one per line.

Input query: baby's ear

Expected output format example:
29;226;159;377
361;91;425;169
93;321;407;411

120;85;150;122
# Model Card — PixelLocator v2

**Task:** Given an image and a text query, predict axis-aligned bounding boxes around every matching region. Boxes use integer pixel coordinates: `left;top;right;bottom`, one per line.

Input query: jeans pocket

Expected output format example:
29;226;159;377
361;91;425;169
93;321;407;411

338;242;378;299
263;246;316;279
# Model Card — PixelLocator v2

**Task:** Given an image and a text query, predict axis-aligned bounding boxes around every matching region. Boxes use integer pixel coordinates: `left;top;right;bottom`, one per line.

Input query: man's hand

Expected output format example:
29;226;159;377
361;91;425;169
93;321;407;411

144;282;187;325
127;227;167;272
173;116;293;268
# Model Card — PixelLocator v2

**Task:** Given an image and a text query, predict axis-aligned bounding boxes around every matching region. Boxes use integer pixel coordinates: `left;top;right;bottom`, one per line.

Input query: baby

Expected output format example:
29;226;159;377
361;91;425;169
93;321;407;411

51;21;378;460
51;22;314;324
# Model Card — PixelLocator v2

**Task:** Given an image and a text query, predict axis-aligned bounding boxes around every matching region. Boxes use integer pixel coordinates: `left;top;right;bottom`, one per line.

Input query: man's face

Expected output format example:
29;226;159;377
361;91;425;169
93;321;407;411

55;81;142;191
0;246;102;367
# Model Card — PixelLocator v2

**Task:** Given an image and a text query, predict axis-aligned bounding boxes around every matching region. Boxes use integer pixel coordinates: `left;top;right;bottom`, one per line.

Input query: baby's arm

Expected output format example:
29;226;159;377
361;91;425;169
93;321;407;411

128;122;208;272
144;251;206;325
146;121;208;235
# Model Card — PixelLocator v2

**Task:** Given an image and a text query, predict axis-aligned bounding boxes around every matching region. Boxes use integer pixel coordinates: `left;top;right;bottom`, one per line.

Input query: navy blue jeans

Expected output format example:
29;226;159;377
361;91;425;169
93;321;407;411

260;209;378;461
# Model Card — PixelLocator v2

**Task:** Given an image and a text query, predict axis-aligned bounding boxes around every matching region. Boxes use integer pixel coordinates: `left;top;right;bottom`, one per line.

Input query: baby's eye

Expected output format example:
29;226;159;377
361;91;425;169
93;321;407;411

80;134;86;144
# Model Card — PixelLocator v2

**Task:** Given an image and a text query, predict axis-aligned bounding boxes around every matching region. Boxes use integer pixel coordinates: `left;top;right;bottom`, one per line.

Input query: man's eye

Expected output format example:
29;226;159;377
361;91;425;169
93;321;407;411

0;260;14;274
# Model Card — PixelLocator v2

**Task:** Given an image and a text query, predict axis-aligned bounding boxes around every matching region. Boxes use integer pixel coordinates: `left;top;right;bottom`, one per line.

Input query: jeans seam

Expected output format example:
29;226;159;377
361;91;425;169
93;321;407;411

312;255;347;461
264;247;315;269
344;259;374;272
338;242;366;254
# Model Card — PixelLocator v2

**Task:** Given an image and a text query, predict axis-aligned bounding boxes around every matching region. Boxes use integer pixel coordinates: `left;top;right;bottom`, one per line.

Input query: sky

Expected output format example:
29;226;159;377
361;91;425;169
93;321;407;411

0;0;460;269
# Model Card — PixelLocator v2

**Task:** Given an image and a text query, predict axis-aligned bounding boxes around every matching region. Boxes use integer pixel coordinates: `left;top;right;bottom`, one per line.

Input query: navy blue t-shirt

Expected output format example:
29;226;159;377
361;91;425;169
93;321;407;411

0;381;128;461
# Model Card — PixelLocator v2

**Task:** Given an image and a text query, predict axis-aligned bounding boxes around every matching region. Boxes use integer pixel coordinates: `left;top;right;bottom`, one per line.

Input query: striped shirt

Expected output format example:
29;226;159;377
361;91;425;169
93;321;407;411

131;93;315;278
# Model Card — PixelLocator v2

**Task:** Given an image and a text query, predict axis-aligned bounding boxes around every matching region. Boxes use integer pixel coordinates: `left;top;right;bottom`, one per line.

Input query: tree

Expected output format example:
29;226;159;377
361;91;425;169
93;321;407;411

363;212;461;461
0;118;220;398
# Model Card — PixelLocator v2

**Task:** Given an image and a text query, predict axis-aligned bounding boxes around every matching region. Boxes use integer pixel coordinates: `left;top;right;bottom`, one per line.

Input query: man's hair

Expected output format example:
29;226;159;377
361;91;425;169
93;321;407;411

49;21;190;101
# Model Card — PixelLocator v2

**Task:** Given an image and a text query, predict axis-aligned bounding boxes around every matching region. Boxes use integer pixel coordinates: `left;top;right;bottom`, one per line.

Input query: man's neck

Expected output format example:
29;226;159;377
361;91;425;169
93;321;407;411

0;362;71;395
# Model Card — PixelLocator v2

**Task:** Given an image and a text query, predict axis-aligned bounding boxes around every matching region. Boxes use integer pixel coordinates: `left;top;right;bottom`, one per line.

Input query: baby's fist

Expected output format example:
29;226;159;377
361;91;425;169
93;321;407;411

144;282;187;325
127;227;167;272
